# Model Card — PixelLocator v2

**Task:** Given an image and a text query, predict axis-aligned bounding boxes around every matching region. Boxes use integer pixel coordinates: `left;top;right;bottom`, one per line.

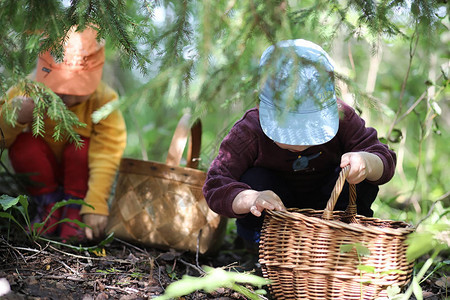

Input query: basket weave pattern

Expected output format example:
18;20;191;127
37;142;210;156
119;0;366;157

259;166;414;300
108;159;222;253
106;114;227;254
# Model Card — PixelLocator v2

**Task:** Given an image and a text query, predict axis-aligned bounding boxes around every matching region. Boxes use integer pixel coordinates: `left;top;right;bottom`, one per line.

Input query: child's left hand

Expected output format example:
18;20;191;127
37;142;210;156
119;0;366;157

82;213;108;240
340;152;383;184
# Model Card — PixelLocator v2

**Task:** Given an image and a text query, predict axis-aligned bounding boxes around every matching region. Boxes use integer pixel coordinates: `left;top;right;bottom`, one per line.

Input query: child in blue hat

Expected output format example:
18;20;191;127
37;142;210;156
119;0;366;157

203;39;396;248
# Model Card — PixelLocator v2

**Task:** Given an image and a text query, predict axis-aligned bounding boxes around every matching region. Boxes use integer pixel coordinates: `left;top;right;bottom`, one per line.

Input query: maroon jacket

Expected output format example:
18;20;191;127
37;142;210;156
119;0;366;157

203;100;397;218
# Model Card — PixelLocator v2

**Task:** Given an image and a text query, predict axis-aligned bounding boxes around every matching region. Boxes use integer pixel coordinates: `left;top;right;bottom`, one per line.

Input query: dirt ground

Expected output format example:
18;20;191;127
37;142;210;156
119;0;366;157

1;224;448;300
0;175;447;300
0;170;265;299
0;226;263;300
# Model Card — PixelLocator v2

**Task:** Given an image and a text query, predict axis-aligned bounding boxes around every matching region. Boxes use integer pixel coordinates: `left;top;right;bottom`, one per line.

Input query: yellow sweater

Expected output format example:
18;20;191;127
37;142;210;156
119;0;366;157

0;82;127;216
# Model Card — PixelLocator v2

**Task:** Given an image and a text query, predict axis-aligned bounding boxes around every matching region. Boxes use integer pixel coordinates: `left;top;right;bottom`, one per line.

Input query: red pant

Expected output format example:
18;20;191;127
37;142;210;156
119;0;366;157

9;132;89;199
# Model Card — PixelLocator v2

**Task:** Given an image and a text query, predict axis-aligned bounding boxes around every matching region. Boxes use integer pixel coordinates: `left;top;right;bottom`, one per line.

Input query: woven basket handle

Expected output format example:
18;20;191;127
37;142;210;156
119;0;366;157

166;113;202;169
322;165;357;222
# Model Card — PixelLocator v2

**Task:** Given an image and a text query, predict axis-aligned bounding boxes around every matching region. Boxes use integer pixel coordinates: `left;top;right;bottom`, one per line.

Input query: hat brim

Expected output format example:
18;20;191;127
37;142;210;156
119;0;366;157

259;97;339;146
35;51;104;96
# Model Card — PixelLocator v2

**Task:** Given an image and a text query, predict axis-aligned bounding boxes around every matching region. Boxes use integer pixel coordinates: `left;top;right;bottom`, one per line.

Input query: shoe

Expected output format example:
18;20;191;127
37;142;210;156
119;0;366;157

233;236;261;273
30;191;64;236
59;207;85;241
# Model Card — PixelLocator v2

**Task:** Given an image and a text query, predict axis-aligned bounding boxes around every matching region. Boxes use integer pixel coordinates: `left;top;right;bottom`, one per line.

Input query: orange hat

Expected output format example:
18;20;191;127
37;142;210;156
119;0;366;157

36;26;105;96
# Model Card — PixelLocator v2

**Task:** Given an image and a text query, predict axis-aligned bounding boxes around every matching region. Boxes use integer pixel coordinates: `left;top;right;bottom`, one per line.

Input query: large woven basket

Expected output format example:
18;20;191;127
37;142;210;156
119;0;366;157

107;114;227;254
259;166;414;300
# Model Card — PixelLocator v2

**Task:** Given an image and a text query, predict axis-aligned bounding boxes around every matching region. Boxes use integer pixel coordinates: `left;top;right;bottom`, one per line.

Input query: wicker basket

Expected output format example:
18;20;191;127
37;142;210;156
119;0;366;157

106;114;227;254
259;166;414;300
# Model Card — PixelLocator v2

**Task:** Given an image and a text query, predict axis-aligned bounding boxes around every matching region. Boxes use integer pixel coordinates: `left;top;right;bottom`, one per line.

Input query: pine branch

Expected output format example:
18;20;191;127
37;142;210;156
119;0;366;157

248;0;276;44
1;0;448;153
154;0;193;70
1;78;86;146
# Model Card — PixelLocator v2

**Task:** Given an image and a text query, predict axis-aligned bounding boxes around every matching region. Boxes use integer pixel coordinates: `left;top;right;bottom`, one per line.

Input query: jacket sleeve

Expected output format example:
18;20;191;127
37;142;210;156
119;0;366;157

0;86;29;148
338;102;397;185
203;112;260;218
80;85;127;216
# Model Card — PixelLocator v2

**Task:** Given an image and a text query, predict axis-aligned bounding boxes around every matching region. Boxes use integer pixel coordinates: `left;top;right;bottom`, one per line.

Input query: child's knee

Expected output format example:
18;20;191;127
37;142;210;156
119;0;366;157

9;132;47;160
236;217;263;244
62;136;90;162
240;167;279;190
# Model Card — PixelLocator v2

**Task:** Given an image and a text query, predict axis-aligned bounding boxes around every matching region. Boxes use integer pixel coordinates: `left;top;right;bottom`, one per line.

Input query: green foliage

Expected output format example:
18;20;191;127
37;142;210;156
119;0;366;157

0;194;93;242
1;1;449;298
0;0;145;72
0;0;146;142
406;223;449;262
96;267;122;275
154;266;269;300
1;78;87;146
39;232;115;253
373;206;449;299
340;243;371;258
341;243;412;299
0;194;33;236
394;251;441;300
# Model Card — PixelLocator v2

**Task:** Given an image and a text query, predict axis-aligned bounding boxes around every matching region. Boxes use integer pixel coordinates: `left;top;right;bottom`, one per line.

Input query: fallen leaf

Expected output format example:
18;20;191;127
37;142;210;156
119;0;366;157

422;291;436;298
93;248;106;257
435;276;450;288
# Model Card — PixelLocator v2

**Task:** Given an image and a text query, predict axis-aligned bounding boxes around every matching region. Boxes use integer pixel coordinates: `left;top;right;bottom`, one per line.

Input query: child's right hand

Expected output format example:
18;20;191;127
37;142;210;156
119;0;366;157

232;189;286;217
13;96;35;124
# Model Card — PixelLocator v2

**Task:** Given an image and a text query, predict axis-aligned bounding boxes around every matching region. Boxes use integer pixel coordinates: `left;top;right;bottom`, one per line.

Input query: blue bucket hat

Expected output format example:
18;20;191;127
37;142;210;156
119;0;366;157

258;39;338;146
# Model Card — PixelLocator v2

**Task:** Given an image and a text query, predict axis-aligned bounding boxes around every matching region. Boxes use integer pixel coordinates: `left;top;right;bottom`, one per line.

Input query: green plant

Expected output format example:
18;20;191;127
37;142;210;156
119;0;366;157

130;271;146;279
340;243;409;300
96;268;122;275
397;223;449;300
0;194;92;242
39;232;115;254
165;264;179;280
374;204;450;300
340;243;373;299
153;266;269;300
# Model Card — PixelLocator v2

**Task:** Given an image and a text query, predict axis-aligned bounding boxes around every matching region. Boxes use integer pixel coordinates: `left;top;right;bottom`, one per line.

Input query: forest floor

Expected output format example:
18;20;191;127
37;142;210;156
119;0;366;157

0;224;448;300
0;175;447;300
0;226;265;300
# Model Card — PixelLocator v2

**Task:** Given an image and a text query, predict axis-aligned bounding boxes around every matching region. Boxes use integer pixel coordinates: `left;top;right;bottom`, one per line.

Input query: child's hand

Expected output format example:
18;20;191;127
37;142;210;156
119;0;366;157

13;96;35;124
82;213;108;240
232;189;286;217
340;152;383;184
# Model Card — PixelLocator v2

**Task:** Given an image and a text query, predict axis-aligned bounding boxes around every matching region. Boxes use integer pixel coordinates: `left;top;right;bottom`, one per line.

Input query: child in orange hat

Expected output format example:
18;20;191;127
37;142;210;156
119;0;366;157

0;26;127;241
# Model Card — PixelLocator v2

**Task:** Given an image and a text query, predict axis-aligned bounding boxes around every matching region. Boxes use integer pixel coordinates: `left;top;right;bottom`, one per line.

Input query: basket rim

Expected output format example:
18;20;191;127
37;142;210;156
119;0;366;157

266;208;415;236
